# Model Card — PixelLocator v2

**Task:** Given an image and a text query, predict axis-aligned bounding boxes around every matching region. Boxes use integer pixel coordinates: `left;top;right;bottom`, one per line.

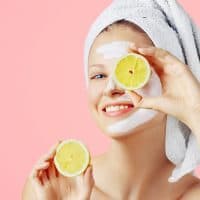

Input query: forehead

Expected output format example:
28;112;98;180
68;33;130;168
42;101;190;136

88;25;153;65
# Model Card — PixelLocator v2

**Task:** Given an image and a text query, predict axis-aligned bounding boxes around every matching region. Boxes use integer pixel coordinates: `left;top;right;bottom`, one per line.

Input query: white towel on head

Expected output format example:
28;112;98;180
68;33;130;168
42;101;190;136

83;0;200;182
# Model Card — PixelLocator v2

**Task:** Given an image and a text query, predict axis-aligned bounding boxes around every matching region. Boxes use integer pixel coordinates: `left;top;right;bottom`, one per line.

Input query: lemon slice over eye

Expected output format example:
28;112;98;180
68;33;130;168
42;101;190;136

113;53;152;90
54;139;91;177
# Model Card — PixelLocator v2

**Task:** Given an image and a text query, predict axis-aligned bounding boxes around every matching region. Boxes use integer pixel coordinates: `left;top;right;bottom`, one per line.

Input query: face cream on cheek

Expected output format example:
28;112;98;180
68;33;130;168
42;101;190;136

96;41;133;59
106;67;163;136
96;41;162;136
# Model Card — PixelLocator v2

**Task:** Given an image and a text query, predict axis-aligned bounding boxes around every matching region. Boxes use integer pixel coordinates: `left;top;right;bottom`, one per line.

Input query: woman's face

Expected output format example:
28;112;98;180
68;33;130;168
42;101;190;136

87;24;165;138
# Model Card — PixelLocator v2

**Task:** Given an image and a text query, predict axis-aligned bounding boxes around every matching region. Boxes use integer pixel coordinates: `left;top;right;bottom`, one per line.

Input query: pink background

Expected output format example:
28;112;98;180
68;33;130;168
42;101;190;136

0;0;199;198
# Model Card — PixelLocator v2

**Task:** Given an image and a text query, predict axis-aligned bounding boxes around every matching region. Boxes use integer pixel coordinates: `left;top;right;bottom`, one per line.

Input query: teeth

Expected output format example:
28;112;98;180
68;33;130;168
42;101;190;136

105;105;130;112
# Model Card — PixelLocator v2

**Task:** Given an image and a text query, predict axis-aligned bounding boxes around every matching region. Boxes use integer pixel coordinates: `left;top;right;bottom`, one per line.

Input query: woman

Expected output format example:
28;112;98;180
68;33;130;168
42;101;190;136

22;3;200;200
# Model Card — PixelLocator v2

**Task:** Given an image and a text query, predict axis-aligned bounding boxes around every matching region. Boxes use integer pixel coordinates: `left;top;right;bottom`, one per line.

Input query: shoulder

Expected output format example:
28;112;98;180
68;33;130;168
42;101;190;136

21;177;37;200
180;182;200;200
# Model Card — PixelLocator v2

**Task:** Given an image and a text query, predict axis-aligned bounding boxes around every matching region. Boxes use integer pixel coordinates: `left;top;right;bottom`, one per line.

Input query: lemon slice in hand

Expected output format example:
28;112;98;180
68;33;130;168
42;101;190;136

113;53;152;90
54;139;91;177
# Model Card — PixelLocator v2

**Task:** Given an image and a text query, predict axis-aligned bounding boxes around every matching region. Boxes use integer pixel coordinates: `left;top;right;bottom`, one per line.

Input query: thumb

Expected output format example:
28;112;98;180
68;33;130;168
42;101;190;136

125;90;163;111
137;96;163;110
77;165;94;199
84;165;95;190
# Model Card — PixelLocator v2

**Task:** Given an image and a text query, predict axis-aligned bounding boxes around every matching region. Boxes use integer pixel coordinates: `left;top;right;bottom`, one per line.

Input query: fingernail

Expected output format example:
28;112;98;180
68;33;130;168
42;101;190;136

138;47;147;53
138;46;154;52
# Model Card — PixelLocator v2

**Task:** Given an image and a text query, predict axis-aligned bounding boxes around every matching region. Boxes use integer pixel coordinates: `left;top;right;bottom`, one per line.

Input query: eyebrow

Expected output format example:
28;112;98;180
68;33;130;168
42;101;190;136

89;64;105;68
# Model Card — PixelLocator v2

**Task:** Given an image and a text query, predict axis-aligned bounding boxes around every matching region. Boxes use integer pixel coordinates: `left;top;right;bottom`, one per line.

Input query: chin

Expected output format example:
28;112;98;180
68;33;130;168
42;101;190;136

108;131;135;139
101;113;162;138
99;122;142;139
91;107;166;139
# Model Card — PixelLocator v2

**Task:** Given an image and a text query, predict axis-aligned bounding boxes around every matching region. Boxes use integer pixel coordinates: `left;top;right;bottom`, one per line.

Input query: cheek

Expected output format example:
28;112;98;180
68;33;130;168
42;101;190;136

88;82;104;108
134;67;162;97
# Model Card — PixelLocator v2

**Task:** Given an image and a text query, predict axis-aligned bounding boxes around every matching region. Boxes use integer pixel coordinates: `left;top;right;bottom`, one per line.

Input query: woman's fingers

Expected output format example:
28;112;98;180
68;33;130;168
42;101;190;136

42;170;49;183
47;160;59;181
125;89;168;112
30;161;49;183
30;141;62;187
39;141;62;163
129;44;185;76
35;162;50;171
75;165;95;199
30;168;45;186
84;165;94;187
83;165;95;198
125;90;143;107
33;141;61;178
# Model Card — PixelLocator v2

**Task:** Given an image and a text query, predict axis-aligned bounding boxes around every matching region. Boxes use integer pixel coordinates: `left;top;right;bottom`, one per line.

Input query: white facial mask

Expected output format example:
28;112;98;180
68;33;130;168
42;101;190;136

96;40;134;93
96;40;132;59
107;67;162;136
96;41;162;136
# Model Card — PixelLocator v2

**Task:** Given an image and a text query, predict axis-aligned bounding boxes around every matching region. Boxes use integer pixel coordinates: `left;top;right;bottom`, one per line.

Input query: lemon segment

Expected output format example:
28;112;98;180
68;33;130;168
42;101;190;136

54;139;90;177
113;53;151;90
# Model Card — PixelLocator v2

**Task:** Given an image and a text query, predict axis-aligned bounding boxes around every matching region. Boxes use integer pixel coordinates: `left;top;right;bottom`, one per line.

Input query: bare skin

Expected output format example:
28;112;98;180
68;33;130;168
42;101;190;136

22;24;200;199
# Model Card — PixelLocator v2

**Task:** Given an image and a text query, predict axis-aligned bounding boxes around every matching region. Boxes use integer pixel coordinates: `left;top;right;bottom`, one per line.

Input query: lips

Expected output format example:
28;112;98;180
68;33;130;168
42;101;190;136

101;102;134;117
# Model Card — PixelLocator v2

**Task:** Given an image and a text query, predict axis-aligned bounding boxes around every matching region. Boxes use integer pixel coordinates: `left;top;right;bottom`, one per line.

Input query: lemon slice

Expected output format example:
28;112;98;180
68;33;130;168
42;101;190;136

54;139;90;177
113;53;151;90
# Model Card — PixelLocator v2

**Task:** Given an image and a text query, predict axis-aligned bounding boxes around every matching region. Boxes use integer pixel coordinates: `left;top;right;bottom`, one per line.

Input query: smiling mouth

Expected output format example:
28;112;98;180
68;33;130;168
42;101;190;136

102;104;134;117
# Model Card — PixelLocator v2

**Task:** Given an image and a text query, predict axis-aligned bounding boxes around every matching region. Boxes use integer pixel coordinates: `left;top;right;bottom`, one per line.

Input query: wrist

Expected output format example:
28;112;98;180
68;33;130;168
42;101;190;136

187;109;200;141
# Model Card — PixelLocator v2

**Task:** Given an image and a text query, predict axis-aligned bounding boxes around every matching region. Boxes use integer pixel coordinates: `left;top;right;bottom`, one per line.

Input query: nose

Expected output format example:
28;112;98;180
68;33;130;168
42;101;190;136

103;76;124;97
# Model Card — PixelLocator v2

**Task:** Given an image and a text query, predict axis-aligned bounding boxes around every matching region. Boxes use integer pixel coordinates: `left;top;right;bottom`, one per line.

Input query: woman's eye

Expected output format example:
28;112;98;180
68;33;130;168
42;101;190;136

91;74;107;80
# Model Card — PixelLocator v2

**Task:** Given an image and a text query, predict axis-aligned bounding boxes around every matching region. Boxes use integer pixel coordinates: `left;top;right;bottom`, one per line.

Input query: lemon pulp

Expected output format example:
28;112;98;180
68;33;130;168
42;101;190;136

54;139;90;177
113;53;151;90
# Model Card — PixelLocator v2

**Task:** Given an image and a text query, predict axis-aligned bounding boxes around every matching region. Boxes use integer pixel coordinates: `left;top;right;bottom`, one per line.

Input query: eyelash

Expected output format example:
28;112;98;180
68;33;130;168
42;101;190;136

90;73;107;80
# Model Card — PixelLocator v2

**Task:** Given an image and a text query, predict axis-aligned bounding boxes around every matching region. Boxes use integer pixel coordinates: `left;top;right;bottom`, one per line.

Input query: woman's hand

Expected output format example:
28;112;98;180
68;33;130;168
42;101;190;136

28;141;95;200
127;44;200;129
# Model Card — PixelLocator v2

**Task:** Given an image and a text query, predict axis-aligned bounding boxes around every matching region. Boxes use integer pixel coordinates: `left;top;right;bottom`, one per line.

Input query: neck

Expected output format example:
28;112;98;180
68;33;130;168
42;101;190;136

98;114;171;198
